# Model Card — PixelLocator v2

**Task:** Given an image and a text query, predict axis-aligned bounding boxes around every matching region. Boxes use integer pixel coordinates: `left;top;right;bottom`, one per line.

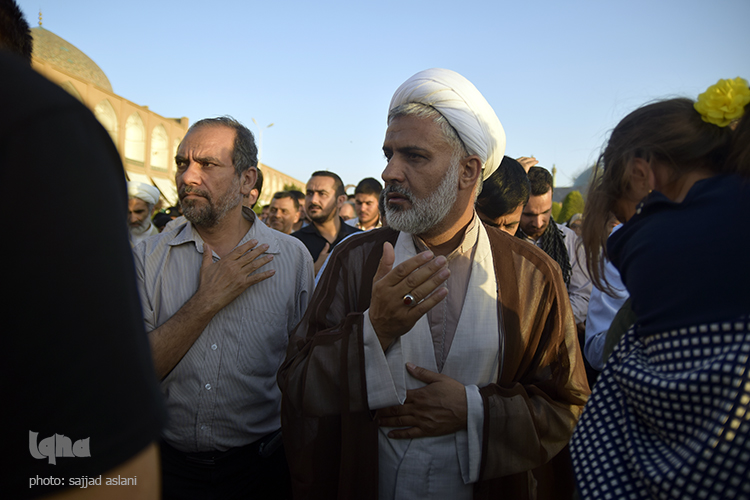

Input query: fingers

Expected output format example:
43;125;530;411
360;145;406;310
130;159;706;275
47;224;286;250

373;242;395;283
402;265;450;308
405;363;442;384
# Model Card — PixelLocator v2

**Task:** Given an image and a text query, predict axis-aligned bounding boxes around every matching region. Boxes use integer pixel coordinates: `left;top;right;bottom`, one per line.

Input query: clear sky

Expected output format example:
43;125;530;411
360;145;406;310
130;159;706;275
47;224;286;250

18;0;750;189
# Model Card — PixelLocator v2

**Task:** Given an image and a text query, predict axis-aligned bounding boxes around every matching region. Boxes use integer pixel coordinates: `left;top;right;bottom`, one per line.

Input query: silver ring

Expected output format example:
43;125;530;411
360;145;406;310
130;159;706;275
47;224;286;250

403;294;415;306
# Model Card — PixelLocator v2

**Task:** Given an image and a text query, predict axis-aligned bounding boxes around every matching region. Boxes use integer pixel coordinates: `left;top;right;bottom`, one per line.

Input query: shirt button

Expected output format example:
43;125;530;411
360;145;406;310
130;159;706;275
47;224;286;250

211;344;218;350
205;383;212;390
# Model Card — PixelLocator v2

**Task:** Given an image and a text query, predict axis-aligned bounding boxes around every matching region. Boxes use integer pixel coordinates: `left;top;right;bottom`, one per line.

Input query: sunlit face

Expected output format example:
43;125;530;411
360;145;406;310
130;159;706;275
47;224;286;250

354;193;379;228
128;198;151;228
520;189;553;240
268;196;300;234
306;175;342;224
175;126;251;228
477;204;524;236
381;114;459;236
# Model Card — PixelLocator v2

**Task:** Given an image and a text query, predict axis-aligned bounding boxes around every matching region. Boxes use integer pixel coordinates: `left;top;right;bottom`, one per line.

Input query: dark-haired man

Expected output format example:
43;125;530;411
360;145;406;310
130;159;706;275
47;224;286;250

268;191;300;235
475;156;530;235
348;177;384;231
292;170;360;273
133;117;313;499
518;166;591;326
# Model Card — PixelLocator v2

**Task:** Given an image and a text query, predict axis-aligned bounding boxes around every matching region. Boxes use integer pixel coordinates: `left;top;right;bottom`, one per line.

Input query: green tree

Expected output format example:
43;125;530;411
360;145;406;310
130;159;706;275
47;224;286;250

551;201;562;222
558;190;585;224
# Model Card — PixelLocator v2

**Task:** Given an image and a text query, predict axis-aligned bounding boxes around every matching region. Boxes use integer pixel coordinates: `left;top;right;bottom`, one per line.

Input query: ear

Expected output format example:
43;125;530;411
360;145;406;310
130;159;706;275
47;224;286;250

628;158;655;198
240;168;258;197
336;194;348;208
458;155;483;192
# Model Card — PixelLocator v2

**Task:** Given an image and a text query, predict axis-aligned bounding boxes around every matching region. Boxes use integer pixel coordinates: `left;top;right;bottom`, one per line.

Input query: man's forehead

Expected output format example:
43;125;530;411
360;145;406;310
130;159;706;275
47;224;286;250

523;191;553;214
307;175;336;191
355;193;378;202
178;125;235;155
383;114;449;151
272;197;294;208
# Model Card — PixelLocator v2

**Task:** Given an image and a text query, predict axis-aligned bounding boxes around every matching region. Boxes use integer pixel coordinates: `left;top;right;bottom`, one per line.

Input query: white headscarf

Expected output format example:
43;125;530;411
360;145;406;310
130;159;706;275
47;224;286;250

127;181;161;206
389;68;506;180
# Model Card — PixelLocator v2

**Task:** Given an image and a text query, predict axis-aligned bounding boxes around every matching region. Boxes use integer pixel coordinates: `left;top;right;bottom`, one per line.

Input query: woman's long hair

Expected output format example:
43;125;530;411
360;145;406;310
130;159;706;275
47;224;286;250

583;98;750;293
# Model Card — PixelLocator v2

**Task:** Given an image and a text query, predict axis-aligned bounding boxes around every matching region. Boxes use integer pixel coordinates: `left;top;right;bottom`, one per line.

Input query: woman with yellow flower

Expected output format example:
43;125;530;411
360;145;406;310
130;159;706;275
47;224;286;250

570;78;750;499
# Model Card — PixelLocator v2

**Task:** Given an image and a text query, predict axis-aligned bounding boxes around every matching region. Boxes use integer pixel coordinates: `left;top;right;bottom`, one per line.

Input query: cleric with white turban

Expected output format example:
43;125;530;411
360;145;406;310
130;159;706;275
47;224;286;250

127;181;161;246
389;68;506;181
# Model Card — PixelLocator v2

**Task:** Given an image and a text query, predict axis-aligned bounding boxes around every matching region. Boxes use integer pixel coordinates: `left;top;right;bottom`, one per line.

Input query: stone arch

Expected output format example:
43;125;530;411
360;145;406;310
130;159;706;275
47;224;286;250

150;125;169;171
125;113;145;163
60;81;82;101
94;99;118;144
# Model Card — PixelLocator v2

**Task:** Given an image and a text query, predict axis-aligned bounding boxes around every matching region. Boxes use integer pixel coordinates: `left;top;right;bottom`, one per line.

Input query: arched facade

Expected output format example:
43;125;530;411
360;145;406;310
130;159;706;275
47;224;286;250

29;26;190;206
28;26;304;208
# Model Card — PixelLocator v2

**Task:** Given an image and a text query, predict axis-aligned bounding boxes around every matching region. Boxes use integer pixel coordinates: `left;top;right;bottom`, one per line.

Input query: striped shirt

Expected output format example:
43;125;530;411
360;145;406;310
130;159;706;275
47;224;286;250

133;207;314;453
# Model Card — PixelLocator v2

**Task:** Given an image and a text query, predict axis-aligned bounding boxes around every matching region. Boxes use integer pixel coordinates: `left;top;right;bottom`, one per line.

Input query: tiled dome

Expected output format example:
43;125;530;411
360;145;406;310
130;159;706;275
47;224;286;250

31;27;113;93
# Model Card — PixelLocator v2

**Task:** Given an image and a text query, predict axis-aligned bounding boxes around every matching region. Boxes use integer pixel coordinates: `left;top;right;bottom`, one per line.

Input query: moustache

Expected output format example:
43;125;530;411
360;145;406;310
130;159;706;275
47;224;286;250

179;186;211;200
383;184;413;202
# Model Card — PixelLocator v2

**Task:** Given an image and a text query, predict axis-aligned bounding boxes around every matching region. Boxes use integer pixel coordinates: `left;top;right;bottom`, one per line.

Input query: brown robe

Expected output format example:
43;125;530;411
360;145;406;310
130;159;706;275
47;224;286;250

278;225;590;499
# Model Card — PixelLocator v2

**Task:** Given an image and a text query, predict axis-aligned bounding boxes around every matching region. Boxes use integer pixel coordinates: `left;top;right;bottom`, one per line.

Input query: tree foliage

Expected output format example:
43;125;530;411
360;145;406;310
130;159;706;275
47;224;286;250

551;201;562;222
558;190;585;223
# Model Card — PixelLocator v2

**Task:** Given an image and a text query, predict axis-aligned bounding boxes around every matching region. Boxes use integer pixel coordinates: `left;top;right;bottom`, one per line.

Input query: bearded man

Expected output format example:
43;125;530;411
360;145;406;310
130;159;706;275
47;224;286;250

132;116;313;500
292;170;361;274
128;181;161;246
279;69;589;500
517;166;592;328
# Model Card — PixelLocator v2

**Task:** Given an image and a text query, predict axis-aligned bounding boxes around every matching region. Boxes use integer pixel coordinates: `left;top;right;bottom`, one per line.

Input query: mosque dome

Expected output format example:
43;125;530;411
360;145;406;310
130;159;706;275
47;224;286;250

30;26;113;93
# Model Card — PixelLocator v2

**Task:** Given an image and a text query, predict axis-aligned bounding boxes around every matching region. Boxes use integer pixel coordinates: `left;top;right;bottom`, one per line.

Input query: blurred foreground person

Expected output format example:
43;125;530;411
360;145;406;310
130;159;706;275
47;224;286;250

571;78;750;499
3;3;165;496
280;68;589;500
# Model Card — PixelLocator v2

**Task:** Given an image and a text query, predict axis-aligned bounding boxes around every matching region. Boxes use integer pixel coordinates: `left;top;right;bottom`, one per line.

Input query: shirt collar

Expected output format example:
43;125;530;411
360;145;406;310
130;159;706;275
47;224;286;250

167;207;282;255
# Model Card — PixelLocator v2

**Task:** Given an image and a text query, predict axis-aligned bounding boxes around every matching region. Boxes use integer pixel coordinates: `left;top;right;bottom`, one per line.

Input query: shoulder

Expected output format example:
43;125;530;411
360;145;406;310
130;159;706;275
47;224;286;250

332;227;397;258
485;225;565;284
291;223;317;240
556;221;578;242
261;222;313;262
340;221;362;237
132;221;191;264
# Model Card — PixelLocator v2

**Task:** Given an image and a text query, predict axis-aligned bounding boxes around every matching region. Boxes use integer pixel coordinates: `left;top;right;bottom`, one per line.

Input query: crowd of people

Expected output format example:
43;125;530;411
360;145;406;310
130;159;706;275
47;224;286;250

5;0;750;498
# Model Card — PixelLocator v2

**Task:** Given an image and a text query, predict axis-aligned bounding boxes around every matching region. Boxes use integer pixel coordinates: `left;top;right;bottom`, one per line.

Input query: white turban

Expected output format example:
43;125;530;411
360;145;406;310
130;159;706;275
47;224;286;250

389;68;506;180
127;181;161;206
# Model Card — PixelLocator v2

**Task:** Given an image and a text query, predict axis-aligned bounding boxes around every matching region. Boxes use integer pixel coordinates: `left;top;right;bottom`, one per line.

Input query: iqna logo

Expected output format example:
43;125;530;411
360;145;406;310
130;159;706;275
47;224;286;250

29;431;90;465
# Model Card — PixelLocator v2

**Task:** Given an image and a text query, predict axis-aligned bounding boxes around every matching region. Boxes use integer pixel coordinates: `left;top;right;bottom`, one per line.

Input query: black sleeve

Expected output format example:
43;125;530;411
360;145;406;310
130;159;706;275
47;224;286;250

2;52;166;499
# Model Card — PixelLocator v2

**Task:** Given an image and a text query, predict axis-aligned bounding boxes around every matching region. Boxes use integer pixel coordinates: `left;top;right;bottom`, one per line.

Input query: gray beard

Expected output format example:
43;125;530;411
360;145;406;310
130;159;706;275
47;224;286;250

181;178;241;228
384;159;459;236
129;214;153;236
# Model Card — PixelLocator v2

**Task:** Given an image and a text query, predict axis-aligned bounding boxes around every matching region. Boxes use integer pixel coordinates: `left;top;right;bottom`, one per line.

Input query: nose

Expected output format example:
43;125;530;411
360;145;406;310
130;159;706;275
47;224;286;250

179;160;202;187
381;156;404;185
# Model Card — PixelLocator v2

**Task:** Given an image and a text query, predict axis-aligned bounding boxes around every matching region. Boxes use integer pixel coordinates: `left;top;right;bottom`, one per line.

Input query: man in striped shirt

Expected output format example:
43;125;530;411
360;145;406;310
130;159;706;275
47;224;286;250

133;116;313;500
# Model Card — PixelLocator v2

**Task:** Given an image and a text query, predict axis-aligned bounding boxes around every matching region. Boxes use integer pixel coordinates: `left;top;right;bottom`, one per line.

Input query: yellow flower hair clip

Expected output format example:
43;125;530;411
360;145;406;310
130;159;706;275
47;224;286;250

694;77;750;127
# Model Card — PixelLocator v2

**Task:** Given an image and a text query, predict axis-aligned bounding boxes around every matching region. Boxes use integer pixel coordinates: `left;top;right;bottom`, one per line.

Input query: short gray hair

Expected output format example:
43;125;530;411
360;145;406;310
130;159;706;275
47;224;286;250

187;116;258;176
